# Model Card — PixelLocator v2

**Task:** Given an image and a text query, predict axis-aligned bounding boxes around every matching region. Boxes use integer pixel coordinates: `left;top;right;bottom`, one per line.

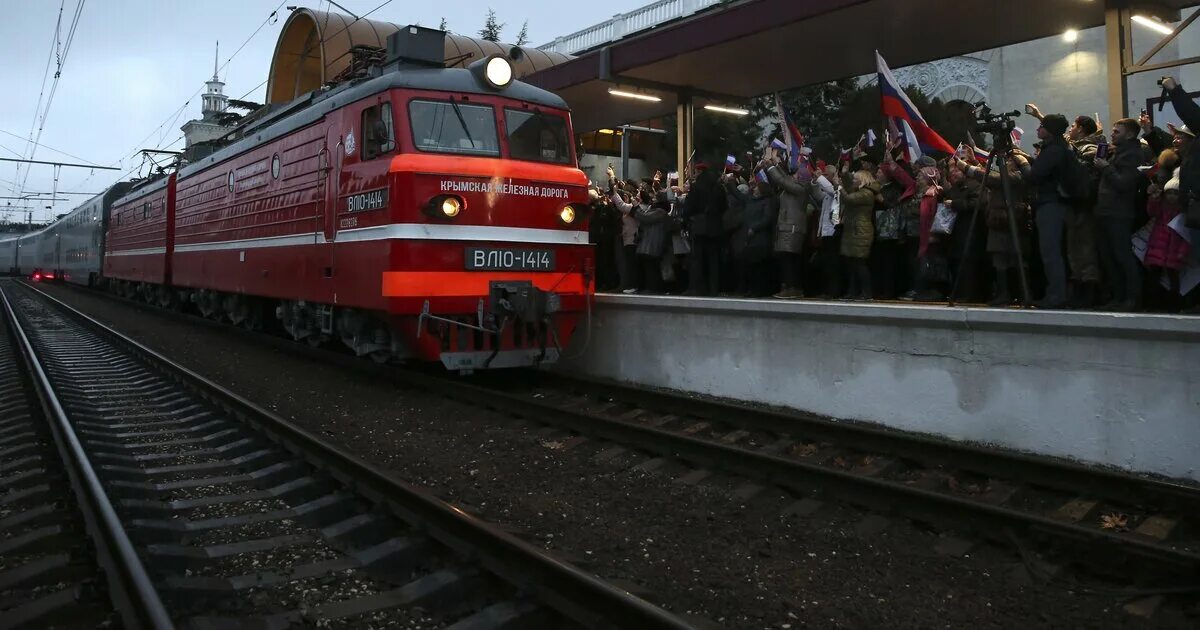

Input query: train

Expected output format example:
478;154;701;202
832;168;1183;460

1;25;593;372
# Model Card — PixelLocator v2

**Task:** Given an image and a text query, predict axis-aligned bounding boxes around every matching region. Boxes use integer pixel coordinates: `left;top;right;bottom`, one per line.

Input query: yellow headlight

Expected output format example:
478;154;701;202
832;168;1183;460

441;197;461;218
559;206;576;224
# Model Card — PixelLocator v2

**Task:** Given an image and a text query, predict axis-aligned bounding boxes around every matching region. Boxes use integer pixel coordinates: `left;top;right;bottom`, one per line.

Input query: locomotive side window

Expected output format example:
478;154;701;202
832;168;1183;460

361;103;395;160
409;99;499;157
505;109;571;165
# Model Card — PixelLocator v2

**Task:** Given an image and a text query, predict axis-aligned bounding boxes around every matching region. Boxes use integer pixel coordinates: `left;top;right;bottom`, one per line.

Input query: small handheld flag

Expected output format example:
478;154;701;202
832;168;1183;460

866;128;877;147
899;119;923;163
1010;126;1024;144
755;169;769;183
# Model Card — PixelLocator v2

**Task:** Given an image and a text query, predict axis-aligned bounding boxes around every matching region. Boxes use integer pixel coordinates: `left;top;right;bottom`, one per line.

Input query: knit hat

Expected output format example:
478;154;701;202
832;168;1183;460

1042;114;1069;136
917;155;937;168
1164;175;1181;192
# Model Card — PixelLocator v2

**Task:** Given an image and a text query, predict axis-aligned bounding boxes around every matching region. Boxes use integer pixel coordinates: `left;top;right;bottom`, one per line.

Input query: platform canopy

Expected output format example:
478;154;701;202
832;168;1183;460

524;0;1198;134
266;7;572;105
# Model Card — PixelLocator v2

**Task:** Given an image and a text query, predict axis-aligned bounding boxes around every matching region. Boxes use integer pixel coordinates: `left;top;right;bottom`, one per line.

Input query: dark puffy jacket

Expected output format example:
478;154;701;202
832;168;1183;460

681;173;726;238
738;195;777;262
1093;138;1144;218
1168;85;1200;203
1027;136;1071;204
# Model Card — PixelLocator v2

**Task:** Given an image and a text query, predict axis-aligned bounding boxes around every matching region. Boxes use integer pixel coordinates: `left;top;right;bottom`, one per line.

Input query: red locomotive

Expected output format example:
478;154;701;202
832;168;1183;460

102;26;592;371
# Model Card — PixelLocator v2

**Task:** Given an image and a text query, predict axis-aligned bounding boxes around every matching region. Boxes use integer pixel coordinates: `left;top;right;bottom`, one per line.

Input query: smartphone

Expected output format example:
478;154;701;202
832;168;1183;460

1024;104;1035;115
1095;142;1110;159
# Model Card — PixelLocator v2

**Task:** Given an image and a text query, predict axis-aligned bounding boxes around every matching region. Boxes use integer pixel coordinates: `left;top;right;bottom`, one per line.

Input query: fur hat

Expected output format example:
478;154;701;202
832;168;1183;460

1042;114;1069;136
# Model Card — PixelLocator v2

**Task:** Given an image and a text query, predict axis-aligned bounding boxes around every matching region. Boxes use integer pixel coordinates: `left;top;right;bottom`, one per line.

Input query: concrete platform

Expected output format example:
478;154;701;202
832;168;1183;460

556;295;1200;481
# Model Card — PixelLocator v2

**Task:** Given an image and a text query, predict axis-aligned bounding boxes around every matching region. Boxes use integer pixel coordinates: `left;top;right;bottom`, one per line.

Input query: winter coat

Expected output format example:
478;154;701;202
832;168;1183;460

609;191;641;246
766;165;811;253
1093;138;1144;218
587;198;619;244
738;194;777;262
944;178;983;258
1145;196;1190;269
1073;131;1105;160
681;174;726;238
812;175;838;238
1168;85;1200;203
975;166;1030;256
633;205;671;257
838;176;878;259
917;187;941;258
1027;135;1071;205
880;162;918;238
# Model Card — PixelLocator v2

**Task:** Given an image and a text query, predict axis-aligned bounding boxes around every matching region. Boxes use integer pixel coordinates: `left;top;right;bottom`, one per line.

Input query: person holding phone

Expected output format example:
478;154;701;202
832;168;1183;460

1091;117;1146;311
1062;113;1106;308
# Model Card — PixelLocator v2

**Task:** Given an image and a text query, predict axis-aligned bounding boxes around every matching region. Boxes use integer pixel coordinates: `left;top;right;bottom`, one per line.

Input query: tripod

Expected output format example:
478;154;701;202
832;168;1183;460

947;130;1033;308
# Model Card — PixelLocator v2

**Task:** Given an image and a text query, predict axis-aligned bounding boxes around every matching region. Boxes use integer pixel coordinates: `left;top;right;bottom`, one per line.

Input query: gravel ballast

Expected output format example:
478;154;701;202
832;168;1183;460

41;283;1194;629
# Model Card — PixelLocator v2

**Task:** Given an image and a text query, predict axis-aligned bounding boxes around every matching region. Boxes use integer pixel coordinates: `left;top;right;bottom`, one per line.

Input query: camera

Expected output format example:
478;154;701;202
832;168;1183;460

972;102;1021;137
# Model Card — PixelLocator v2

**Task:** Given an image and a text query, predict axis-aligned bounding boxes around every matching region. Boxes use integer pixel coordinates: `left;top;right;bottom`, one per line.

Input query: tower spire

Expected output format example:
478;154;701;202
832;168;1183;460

213;40;219;82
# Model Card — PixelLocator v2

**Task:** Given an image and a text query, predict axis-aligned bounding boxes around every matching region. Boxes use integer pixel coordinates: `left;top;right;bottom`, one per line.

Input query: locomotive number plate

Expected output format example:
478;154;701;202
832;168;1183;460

465;248;555;271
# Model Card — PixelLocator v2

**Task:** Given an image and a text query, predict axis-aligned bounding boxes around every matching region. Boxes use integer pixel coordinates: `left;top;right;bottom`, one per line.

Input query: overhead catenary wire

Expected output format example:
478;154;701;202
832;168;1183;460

10;3;64;196
0;127;100;166
109;1;288;168
19;0;88;196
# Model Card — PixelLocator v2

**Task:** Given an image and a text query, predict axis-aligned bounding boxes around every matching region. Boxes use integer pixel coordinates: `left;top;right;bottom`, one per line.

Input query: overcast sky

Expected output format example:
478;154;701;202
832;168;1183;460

0;0;648;222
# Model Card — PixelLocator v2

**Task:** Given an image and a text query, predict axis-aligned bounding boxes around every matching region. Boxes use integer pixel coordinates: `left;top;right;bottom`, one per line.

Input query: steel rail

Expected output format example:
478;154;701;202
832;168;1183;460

528;372;1200;517
0;284;174;630
19;281;695;630
431;374;1200;581
49;280;1200;583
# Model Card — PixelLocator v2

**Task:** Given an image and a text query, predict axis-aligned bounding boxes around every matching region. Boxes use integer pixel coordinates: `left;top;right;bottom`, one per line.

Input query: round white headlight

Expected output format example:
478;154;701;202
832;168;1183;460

484;56;513;89
559;206;576;224
441;197;462;218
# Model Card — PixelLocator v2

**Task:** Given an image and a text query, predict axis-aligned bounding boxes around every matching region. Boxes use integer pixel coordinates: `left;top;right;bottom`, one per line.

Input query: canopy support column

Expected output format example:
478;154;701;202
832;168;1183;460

676;91;693;176
1105;4;1130;129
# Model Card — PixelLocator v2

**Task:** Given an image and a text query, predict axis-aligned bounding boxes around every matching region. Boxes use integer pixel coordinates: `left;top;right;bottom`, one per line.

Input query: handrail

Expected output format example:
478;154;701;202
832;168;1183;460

538;0;724;55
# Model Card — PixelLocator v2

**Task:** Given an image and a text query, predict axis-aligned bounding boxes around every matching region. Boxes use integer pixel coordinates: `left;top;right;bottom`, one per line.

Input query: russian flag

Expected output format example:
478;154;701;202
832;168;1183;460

866;128;877;147
877;51;956;155
972;145;989;162
898;119;923;163
755;169;769;183
770;138;788;152
774;93;806;169
1011;126;1024;144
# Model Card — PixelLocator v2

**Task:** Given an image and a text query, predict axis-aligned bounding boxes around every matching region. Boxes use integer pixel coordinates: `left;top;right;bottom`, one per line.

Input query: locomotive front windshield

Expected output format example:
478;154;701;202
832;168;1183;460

407;98;573;165
410;99;501;156
505;109;571;165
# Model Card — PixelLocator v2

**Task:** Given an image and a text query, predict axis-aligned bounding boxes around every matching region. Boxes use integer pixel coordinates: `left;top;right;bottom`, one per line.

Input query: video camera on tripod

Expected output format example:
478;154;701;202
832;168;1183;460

972;102;1022;138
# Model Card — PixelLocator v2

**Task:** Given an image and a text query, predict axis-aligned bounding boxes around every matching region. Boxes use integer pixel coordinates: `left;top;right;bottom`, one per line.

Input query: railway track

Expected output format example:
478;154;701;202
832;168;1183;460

36;280;1200;596
0;281;696;629
465;371;1200;585
0;294;143;628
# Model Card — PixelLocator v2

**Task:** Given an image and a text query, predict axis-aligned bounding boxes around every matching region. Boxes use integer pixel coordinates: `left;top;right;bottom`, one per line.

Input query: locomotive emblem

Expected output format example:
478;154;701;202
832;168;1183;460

344;129;356;155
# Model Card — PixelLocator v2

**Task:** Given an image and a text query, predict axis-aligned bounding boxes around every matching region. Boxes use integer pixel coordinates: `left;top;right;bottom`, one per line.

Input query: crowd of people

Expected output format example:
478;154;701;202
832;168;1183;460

586;79;1200;313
